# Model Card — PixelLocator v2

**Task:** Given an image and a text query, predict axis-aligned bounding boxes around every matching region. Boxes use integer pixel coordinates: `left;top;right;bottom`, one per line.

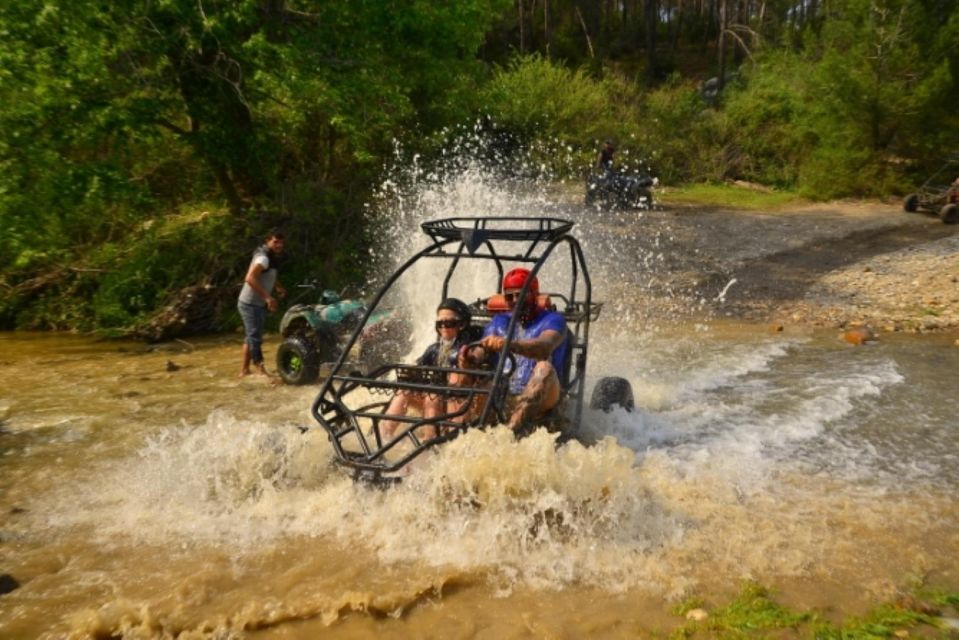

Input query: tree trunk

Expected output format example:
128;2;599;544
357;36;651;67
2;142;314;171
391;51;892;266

212;161;246;216
645;0;659;84
543;0;550;56
518;0;525;53
717;0;727;90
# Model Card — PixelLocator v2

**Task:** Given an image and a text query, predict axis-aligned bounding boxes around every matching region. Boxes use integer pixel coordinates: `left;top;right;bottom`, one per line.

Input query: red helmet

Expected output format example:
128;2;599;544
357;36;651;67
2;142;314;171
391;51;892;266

502;267;538;297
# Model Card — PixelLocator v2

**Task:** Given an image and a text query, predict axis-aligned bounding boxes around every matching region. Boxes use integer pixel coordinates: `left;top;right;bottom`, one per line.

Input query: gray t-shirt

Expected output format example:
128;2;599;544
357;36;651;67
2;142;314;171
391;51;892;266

238;248;278;307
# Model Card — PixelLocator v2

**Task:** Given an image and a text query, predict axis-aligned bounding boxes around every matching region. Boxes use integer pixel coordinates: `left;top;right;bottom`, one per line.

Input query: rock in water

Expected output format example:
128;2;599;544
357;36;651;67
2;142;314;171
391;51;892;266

841;326;877;345
0;573;20;595
685;608;709;621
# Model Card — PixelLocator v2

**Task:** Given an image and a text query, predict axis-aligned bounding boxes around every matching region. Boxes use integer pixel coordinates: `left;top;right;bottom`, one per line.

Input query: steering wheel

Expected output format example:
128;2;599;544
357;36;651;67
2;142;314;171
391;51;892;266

460;340;516;376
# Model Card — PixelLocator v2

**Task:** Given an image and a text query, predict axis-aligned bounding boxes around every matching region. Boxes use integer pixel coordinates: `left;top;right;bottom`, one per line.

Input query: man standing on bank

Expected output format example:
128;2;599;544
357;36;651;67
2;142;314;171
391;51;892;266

238;229;287;377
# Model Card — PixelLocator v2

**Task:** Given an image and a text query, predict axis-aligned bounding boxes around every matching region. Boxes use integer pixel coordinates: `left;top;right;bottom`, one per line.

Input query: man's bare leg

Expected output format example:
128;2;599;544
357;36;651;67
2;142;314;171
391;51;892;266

239;343;252;377
508;362;560;432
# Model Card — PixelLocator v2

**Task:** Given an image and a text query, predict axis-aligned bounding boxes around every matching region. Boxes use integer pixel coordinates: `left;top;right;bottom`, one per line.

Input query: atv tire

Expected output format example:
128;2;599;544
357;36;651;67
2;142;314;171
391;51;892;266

903;194;919;213
276;335;320;385
939;203;958;224
589;376;634;413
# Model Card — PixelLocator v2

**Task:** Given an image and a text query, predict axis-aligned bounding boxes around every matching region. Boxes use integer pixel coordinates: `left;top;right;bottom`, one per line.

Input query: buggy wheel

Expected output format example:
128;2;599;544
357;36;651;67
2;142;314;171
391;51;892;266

276;335;320;385
940;204;959;224
589;376;635;413
903;194;919;213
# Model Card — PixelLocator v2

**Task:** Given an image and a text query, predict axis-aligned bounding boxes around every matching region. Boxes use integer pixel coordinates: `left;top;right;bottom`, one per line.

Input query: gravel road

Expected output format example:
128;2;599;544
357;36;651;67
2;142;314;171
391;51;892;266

584;199;959;333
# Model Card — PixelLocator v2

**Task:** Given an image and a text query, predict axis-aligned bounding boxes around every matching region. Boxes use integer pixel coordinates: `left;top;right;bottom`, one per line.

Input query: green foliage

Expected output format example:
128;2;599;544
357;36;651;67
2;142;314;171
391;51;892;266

669;581;953;639
675;581;812;637
811;604;937;639
794;0;958;196
663;183;804;210
639;75;729;183
480;54;647;172
2;0;958;334
720;54;807;187
0;0;508;333
483;54;638;143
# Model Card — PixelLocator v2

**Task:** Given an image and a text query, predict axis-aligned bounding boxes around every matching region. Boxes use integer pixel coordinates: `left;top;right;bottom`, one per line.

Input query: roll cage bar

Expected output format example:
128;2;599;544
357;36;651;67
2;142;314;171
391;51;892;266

309;217;601;482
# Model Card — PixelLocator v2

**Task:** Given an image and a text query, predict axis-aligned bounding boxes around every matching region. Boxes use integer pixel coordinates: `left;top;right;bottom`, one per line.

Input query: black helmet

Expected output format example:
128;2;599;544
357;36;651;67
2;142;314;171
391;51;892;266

436;297;471;327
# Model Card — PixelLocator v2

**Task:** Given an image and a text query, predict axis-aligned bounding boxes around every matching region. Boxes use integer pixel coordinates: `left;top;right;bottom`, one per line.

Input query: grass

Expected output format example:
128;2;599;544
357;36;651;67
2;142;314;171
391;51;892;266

668;581;958;639
661;182;807;210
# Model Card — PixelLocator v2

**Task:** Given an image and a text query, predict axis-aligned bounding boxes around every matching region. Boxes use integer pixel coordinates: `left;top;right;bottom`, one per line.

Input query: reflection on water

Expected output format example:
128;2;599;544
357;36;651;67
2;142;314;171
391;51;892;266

1;327;957;638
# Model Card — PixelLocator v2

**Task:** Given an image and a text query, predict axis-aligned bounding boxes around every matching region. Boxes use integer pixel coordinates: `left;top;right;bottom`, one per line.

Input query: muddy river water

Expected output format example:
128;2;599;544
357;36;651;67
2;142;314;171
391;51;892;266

1;323;958;638
4;155;959;636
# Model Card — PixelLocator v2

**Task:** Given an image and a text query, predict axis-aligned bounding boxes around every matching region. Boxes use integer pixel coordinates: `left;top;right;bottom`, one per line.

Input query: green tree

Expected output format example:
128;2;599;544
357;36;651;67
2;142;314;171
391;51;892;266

797;0;957;196
0;0;509;331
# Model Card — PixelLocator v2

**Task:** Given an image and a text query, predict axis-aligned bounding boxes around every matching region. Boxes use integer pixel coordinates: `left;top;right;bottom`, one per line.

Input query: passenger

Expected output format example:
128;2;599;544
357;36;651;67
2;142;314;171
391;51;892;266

379;298;476;441
474;268;568;434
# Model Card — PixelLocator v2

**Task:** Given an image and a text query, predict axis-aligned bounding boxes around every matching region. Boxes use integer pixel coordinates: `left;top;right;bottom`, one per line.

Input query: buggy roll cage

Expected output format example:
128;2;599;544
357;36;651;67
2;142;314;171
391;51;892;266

921;153;959;188
308;217;601;481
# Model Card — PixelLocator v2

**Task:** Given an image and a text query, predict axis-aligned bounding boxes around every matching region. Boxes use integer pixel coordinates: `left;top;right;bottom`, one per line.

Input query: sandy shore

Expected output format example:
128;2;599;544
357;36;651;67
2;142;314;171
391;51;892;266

605;200;959;334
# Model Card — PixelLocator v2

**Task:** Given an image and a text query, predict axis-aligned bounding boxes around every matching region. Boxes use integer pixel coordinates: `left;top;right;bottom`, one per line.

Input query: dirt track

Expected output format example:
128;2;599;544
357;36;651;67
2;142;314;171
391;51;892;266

585;199;959;332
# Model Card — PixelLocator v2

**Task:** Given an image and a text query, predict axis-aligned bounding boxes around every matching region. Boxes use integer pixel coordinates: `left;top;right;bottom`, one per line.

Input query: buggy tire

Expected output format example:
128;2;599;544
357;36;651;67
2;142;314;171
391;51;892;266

589;376;635;413
939;203;959;224
276;335;320;385
903;194;919;213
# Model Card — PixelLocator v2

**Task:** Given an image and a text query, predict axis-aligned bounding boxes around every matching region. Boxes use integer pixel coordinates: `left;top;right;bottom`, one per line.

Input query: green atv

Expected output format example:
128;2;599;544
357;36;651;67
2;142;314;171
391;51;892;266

276;284;411;385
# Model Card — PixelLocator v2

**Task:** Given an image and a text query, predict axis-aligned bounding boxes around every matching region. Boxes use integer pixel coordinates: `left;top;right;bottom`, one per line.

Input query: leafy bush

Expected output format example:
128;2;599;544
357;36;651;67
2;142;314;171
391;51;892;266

481;54;646;174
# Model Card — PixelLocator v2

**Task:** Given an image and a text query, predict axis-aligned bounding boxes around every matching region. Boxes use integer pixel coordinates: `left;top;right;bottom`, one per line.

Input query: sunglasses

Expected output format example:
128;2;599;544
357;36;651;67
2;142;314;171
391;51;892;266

503;290;523;303
435;319;462;329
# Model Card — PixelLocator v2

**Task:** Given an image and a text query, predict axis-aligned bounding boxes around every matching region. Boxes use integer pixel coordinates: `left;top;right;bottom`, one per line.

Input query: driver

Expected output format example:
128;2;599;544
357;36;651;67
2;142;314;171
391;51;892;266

475;268;569;434
596;139;615;173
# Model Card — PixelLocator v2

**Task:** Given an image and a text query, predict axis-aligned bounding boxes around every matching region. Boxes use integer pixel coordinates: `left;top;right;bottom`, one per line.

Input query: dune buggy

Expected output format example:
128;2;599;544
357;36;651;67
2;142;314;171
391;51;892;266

307;217;634;484
275;284;411;385
903;153;959;224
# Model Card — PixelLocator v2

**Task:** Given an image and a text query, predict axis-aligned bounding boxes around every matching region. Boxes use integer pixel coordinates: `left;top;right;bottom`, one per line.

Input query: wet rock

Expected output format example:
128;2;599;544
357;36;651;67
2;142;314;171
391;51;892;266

0;574;19;595
685;608;709;621
841;326;877;345
166;360;181;372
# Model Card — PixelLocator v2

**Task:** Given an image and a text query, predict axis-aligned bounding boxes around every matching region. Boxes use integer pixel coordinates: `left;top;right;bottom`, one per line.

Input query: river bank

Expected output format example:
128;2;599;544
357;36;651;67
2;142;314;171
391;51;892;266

596;198;959;335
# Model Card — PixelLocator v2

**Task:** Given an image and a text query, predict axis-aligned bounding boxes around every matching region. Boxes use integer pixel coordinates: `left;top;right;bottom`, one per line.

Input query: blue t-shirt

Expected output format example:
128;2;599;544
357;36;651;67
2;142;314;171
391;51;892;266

483;308;568;394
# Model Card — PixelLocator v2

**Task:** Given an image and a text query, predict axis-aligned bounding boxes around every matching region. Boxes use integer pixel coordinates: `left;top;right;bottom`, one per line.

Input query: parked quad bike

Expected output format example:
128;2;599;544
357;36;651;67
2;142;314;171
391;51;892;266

275;285;411;385
585;170;655;209
903;152;959;224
